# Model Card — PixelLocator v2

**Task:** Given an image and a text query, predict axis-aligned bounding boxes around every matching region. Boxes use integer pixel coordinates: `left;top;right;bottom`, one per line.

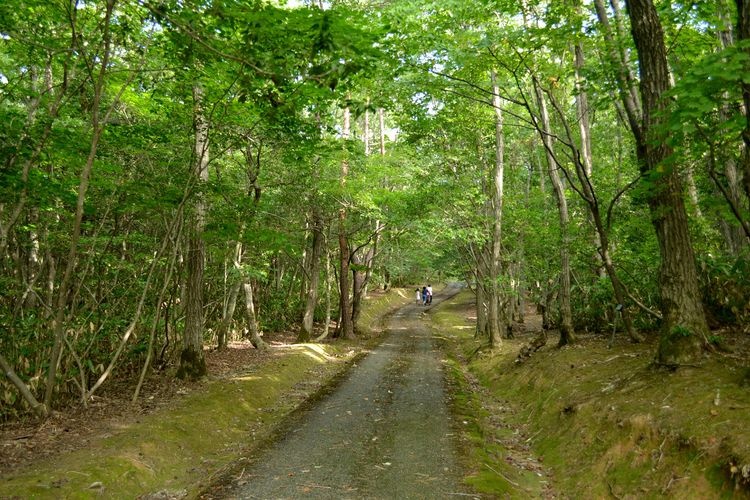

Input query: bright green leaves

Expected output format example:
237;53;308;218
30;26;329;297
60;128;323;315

668;43;749;141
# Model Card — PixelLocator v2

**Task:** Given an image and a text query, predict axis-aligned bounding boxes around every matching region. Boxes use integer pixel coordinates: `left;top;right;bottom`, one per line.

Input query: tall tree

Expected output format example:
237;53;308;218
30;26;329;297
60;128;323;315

177;81;209;379
336;105;355;339
626;0;709;364
532;77;575;346
487;70;507;347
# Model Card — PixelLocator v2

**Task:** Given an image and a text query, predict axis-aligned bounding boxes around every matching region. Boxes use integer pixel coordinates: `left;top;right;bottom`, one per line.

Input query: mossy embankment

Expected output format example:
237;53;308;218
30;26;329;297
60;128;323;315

0;288;413;499
432;290;750;499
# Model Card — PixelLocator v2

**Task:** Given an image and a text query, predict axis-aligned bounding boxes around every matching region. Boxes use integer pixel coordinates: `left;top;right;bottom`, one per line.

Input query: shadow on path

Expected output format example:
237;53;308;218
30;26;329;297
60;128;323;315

203;284;471;499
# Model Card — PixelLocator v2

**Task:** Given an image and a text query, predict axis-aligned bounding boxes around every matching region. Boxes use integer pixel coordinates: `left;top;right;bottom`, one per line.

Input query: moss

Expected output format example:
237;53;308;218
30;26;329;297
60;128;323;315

175;347;207;380
432;292;551;498
431;290;750;498
0;290;408;499
1;352;331;498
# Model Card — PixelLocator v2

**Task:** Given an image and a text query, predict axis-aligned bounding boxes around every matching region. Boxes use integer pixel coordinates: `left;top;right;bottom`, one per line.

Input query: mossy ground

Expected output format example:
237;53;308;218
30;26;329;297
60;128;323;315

0;288;412;499
431;290;750;499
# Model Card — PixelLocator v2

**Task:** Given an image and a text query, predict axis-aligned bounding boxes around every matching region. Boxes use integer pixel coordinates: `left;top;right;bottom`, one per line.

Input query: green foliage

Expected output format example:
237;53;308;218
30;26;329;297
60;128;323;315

697;253;750;326
3;0;750;421
669;324;693;338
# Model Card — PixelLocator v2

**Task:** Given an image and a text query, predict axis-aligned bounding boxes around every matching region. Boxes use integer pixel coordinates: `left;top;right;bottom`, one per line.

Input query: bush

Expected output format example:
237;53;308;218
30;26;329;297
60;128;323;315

697;253;750;328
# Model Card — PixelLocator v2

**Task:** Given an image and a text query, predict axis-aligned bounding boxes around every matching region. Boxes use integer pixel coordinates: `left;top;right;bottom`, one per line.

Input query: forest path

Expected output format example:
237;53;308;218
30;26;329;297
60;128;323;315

202;284;474;499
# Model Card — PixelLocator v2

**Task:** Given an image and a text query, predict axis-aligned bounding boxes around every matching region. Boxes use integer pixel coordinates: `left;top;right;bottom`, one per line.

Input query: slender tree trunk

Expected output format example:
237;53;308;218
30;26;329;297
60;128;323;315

315;246;333;341
300;215;323;342
300;225;310;304
365;223;379;297
351;250;367;327
475;265;489;339
243;278;267;350
337;105;354;339
364;101;371;156
574;41;606;278
217;263;241;349
177;82;209;379
544;81;645;344
533;79;575;346
361;101;378;300
44;1;116;409
488;71;506;348
594;0;642;135
134;232;181;403
370;108;388;292
379;108;386;156
714;0;748;251
1;352;47;417
626;0;708;364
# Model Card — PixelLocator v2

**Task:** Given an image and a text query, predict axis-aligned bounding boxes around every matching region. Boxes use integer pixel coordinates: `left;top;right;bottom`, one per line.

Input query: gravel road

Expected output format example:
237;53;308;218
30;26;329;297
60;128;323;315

205;285;472;499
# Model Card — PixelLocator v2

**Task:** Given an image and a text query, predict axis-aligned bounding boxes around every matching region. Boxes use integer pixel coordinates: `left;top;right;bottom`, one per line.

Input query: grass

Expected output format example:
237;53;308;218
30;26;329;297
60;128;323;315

0;288;412;499
430;290;750;499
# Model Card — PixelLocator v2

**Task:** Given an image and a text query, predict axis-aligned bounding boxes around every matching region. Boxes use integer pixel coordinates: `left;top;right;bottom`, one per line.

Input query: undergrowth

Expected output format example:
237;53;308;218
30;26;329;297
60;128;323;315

0;288;413;499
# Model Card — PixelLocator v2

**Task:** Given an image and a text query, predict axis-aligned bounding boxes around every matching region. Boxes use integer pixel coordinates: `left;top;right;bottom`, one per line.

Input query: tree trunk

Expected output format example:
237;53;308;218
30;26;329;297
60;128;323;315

533;79;575;346
475;268;489;339
243;279;268;350
364;101;371;155
337;105;354;339
488;71;506;348
543;77;645;344
177;82;209;380
365;222;380;297
735;0;750;207
626;0;708;365
1;351;47;418
299;215;323;342
574;41;606;278
217;271;241;349
316;246;333;341
594;0;642;136
714;2;749;250
350;249;368;327
44;1;117;409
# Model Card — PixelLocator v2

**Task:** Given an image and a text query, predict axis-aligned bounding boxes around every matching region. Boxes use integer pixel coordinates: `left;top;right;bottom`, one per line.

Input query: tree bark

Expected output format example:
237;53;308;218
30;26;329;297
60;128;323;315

594;0;642;139
336;105;354;339
488;71;506;348
475;275;488;339
243;279;268;350
351;252;365;326
714;2;748;252
177;82;209;379
316;246;333;341
574;41;606;278
217;258;242;349
1;351;47;418
533;79;575;346
544;82;645;343
735;0;750;205
626;0;708;364
44;1;118;409
299;214;324;342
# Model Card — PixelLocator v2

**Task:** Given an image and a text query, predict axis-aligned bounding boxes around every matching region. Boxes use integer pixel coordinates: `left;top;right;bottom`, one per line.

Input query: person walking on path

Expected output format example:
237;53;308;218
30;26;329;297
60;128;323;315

415;288;422;305
421;286;428;305
426;284;433;305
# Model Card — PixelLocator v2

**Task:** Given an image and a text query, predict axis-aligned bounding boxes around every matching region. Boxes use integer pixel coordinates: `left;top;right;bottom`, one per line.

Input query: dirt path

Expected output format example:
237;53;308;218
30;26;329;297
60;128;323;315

202;285;473;499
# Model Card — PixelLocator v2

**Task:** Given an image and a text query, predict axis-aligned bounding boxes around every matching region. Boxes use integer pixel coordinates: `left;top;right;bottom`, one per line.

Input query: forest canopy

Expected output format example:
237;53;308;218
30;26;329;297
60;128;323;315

1;0;749;419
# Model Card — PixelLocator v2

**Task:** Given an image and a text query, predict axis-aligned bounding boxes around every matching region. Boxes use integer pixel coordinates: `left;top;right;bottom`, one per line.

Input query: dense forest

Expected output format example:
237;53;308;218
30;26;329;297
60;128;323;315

1;0;749;422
